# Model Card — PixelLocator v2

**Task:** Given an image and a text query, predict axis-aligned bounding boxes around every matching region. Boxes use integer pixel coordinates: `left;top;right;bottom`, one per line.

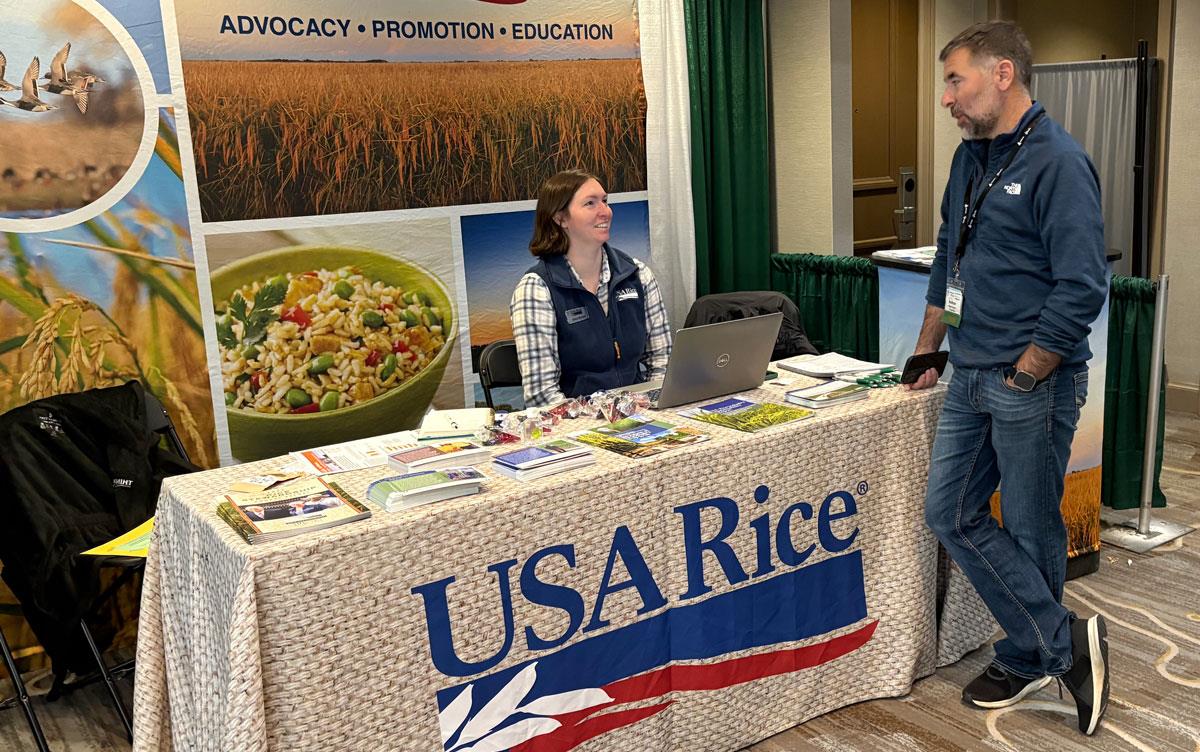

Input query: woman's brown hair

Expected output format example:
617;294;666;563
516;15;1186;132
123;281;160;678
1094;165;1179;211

529;169;598;257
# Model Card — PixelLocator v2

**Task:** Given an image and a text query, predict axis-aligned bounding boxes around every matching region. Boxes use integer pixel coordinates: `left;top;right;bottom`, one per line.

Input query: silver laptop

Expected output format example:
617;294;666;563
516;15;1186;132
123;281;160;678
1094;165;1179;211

627;312;783;409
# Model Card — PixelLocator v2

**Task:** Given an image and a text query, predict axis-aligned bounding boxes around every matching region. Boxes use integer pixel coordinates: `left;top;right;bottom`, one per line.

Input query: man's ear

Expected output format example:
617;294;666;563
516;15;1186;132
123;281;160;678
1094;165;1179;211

994;58;1016;92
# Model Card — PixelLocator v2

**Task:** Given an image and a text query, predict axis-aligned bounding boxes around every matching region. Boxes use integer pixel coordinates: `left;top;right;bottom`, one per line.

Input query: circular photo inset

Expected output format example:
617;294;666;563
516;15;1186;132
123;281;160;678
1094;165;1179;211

0;0;144;220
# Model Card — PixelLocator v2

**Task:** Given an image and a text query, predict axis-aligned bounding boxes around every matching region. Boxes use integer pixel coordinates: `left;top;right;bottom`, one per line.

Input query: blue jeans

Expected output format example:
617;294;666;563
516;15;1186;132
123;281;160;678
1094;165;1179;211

924;365;1088;678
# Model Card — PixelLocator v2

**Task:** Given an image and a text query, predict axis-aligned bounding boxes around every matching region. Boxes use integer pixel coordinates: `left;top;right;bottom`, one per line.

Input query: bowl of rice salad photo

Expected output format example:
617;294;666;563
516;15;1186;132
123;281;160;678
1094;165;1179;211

209;245;457;461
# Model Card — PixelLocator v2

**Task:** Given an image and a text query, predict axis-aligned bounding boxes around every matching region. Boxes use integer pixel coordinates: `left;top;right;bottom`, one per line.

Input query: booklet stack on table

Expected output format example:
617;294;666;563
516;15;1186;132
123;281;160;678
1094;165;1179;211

217;477;371;545
775;352;891;379
388;441;491;473
367;468;486;510
491;439;595;481
785;380;871;409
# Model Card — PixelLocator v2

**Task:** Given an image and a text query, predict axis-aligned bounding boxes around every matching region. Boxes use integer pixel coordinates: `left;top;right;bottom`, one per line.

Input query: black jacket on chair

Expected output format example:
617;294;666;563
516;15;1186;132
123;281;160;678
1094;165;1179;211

0;382;194;672
684;291;818;361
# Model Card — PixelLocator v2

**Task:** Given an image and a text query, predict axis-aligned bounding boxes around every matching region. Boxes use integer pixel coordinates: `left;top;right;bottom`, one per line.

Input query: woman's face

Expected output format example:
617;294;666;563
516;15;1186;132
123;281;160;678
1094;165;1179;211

557;178;612;250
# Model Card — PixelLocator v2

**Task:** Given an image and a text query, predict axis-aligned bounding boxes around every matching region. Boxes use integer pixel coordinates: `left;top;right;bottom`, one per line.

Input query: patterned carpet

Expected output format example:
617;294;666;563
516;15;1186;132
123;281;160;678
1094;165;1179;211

2;412;1198;752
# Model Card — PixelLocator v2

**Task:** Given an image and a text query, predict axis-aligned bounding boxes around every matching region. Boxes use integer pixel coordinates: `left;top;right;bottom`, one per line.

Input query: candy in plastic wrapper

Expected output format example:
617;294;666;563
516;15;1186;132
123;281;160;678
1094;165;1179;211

539;409;562;427
626;392;653;411
565;399;583;419
615;394;640;419
501;411;524;434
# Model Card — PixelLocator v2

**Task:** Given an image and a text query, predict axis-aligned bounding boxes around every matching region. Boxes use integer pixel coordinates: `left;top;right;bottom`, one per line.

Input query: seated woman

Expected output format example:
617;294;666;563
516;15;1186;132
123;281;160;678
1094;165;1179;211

510;170;672;407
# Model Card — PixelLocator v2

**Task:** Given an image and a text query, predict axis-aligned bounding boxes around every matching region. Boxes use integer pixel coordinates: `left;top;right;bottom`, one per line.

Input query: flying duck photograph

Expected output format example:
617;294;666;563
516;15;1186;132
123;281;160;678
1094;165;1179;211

0;1;143;219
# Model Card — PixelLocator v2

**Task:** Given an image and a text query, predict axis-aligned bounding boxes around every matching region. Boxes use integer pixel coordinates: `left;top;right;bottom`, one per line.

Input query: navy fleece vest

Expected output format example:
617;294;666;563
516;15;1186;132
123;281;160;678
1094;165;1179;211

529;245;648;397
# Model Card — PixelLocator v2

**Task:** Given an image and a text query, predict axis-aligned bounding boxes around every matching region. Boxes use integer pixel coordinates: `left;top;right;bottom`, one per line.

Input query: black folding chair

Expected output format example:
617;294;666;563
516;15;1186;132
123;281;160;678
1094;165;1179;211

0;385;192;751
478;339;523;409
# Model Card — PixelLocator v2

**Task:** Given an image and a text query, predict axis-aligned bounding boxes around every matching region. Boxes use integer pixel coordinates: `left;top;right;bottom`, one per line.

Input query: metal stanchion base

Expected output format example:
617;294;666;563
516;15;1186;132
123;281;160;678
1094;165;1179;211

1100;509;1195;553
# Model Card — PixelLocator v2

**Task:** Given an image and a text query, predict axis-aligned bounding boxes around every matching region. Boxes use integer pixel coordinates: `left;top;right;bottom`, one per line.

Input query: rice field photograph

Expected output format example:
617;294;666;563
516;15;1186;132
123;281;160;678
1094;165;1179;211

0;110;217;467
0;0;145;220
173;0;646;221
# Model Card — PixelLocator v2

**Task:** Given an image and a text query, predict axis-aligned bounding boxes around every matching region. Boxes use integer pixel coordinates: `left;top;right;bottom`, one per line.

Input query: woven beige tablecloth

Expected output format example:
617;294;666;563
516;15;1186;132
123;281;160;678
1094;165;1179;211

132;382;996;752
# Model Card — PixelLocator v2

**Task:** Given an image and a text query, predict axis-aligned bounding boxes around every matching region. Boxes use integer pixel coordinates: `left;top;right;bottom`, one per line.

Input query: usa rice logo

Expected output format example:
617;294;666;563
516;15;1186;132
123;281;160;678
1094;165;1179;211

412;483;875;751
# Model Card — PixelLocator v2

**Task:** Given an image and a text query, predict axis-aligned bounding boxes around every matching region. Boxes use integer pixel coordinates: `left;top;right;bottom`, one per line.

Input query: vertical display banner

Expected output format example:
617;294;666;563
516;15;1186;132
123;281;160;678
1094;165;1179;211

0;0;684;465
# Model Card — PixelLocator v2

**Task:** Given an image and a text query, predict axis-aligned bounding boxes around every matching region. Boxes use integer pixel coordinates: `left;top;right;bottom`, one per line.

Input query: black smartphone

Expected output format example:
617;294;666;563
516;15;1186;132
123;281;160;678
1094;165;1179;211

900;350;949;384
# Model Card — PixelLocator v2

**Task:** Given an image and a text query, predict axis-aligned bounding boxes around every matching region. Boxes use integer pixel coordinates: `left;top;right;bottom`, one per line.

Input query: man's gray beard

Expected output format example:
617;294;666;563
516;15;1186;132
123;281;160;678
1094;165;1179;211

962;112;999;140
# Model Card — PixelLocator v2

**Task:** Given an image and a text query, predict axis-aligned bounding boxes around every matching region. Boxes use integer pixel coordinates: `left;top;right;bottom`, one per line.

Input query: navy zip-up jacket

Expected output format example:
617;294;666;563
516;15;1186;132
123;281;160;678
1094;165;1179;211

528;245;648;397
926;102;1108;369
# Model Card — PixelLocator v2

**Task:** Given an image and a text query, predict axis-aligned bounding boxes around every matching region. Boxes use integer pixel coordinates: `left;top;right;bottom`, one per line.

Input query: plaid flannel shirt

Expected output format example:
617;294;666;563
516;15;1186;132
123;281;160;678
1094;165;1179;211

510;254;672;407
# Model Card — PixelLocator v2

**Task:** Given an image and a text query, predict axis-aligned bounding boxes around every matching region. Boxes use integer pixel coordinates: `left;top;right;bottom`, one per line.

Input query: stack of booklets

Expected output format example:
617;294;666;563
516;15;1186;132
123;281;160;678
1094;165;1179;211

217;477;371;545
678;396;812;433
418;408;495;441
367;468;486;510
491;439;595;481
388;441;490;473
785;380;871;408
571;414;709;458
775;352;891;378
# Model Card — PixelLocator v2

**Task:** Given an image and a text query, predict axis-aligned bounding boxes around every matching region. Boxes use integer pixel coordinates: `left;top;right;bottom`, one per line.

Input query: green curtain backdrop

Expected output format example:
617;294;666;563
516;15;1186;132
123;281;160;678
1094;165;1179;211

684;0;771;295
1102;275;1167;510
769;253;880;362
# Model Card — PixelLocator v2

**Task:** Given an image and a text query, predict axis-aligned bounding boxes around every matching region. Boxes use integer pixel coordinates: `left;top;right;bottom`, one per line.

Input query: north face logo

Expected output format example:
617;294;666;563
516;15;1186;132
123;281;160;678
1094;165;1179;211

1004;182;1022;195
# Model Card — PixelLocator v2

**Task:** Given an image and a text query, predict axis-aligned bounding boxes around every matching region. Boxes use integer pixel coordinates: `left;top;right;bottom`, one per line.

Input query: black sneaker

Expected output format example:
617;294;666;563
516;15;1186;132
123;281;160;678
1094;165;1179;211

1060;614;1110;735
962;664;1052;708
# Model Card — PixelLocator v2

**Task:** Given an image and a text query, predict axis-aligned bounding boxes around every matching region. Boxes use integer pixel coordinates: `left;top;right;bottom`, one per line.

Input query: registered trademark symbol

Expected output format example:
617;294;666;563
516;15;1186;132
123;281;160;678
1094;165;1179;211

857;481;869;495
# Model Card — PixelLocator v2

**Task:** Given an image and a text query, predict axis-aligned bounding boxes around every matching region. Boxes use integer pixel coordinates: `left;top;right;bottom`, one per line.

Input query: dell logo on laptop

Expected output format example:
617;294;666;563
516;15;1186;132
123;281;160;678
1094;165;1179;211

716;353;731;368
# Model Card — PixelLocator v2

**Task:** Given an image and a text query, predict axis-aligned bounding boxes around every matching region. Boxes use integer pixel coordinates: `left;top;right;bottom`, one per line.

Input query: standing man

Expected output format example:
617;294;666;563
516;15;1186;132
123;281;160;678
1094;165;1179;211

907;22;1110;735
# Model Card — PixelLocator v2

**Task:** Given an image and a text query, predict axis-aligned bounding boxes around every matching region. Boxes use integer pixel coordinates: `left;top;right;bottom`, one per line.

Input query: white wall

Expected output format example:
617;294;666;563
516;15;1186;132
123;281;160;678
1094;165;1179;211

767;0;853;254
1161;0;1200;412
926;0;990;245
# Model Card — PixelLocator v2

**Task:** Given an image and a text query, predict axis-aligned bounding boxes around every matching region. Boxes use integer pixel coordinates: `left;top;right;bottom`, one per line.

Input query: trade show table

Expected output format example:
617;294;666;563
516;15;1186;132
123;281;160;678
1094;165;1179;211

132;379;996;752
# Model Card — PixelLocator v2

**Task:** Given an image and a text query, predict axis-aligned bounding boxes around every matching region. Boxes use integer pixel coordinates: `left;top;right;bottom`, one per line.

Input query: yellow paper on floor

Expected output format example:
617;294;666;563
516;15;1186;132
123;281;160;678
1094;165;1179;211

82;517;155;558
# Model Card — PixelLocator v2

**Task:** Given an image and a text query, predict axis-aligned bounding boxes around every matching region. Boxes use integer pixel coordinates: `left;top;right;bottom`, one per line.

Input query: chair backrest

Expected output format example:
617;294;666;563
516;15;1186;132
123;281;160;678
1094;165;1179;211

683;291;818;360
478;340;522;409
142;389;190;463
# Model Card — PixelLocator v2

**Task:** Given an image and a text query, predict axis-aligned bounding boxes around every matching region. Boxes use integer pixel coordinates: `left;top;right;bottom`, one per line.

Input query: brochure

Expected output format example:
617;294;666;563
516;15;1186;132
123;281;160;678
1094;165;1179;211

367;467;485;510
571;414;709;459
288;431;418;474
388;441;490;473
492;439;593;470
82;517;155;558
785;380;871;408
217;477;371;545
679;397;812;433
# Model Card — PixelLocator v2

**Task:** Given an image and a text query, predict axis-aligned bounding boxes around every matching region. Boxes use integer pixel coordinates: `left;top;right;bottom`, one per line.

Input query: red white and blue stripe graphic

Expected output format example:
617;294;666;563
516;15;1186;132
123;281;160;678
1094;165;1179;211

437;551;873;752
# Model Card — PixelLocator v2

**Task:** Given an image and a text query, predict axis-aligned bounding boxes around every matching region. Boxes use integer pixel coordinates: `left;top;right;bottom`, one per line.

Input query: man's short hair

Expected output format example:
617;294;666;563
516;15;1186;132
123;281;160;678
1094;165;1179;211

940;21;1034;90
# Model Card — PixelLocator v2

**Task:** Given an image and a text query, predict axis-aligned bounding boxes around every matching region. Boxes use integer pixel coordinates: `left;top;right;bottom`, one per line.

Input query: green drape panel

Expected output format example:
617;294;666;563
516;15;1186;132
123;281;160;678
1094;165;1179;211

1102;275;1166;510
684;0;771;295
769;253;880;362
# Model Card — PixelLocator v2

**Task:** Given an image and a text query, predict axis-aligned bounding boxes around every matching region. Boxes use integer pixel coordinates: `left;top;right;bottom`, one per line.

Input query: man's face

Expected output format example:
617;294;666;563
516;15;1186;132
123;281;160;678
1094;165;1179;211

941;47;1002;140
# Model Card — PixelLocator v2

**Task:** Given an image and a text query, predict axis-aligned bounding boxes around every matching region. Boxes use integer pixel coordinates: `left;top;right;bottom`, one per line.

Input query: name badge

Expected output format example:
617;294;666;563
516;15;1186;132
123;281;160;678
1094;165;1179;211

941;279;965;328
565;307;589;324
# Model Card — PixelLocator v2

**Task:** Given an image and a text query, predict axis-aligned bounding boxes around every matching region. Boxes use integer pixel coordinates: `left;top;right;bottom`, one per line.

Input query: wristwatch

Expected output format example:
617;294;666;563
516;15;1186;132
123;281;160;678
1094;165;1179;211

1009;367;1038;392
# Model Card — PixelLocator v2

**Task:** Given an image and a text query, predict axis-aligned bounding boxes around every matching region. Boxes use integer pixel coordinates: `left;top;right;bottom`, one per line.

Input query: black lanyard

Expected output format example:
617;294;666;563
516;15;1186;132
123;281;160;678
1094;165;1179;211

954;111;1045;275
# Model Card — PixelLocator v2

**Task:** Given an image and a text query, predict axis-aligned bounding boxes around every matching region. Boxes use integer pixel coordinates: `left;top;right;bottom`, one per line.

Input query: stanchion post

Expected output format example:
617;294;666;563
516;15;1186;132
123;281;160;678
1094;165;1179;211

1137;275;1168;535
1100;273;1194;553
